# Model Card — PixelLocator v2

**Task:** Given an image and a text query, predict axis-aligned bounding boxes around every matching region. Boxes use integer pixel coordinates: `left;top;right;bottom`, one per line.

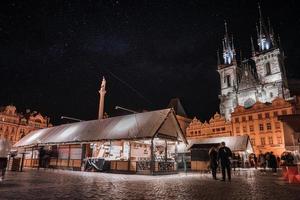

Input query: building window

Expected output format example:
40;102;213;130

212;129;215;132
251;138;255;146
265;113;270;119
268;136;273;145
266;123;272;130
235;117;239;123
249;125;254;132
277;136;282;144
265;62;271;75
190;131;194;136
282;110;287;115
261;137;266;145
273;111;278;117
226;75;231;87
236;127;240;133
258;114;262;119
270;92;273;98
221;127;225;131
248;115;253;121
242;116;246;122
216;128;220;132
243;126;247;133
275;122;281;130
259;124;264;131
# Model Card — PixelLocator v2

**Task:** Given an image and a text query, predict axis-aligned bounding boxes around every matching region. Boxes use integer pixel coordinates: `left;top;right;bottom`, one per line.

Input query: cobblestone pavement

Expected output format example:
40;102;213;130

0;169;299;200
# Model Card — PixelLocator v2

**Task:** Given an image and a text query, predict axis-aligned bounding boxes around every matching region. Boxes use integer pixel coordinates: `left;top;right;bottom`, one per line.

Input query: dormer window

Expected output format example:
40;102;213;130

265;62;271;75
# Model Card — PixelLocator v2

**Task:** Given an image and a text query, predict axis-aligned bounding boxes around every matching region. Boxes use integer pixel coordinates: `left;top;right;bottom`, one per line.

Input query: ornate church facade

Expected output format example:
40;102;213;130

218;5;290;120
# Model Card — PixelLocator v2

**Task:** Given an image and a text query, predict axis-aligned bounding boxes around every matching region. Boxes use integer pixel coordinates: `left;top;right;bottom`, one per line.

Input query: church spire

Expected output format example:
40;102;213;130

221;20;235;65
250;36;255;56
257;3;274;52
217;50;221;66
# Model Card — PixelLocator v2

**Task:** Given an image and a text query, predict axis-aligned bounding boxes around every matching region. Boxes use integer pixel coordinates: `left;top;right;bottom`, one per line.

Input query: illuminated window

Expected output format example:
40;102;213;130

265;113;270;118
248;115;253;121
268;136;273;145
261;137;266;145
251;138;255;146
266;123;272;130
282;110;287;115
275;122;281;129
242;116;246;122
273;111;278;117
259;124;264;131
249;125;254;132
258;114;262;120
277;136;282;144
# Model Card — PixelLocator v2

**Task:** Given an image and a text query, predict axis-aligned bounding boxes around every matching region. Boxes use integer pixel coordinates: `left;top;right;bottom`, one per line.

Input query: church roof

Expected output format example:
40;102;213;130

238;64;259;91
167;98;187;117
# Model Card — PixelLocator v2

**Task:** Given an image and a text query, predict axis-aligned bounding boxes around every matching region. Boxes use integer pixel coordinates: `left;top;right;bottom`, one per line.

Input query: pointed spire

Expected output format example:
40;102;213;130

224;20;228;37
250;36;255;56
217;50;221;66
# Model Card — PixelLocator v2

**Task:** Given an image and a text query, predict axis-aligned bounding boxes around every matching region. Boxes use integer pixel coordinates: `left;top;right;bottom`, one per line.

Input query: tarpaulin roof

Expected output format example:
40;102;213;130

14;109;187;147
187;135;253;153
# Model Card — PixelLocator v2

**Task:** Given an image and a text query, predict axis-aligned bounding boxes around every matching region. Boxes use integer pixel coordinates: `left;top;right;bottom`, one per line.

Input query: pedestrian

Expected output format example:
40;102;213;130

0;136;11;182
208;145;218;180
38;146;46;170
258;151;266;173
253;154;258;169
217;141;232;181
269;152;277;174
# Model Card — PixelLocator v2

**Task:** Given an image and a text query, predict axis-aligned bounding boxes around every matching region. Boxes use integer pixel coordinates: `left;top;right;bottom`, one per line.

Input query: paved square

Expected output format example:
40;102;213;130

0;169;299;200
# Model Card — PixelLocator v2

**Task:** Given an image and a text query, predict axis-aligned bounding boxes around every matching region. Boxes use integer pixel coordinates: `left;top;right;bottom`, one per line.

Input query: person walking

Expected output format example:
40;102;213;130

269;152;277;174
208;145;218;180
0;136;11;182
218;141;232;181
258;151;266;173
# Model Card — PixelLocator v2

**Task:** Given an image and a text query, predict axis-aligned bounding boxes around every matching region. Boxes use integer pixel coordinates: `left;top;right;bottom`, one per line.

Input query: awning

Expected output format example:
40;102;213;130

14;109;187;147
188;135;253;153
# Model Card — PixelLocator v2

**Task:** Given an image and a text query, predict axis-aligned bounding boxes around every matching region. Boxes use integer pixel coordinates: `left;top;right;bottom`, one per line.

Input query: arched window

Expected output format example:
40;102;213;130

226;75;231;87
265;62;271;75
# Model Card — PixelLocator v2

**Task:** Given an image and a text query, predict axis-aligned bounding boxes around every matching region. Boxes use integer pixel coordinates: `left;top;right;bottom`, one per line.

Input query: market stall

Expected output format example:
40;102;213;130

14;108;187;174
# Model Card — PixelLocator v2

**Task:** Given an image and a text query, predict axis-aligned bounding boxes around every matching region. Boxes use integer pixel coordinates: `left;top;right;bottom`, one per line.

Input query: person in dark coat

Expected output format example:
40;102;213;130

218;141;232;181
209;145;218;180
269;152;277;173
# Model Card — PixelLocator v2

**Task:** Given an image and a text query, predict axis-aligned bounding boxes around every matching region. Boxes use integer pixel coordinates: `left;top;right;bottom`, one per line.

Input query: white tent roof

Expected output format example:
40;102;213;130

14;109;187;147
187;135;253;153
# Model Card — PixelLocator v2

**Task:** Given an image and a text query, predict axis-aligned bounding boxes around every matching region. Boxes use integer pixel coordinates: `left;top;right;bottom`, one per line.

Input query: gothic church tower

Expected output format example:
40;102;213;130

217;21;238;120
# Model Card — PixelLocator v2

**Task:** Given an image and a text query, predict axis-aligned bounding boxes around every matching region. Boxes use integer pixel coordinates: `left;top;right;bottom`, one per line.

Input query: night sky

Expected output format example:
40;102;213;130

1;0;300;124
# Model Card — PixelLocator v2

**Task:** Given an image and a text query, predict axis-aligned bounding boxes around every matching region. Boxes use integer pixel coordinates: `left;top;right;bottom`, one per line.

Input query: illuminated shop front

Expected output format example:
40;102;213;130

14;109;187;174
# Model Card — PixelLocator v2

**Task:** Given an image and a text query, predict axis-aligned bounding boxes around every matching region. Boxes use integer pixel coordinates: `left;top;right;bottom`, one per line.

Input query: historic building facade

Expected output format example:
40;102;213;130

217;5;290;120
231;97;297;156
186;113;232;139
0;105;51;144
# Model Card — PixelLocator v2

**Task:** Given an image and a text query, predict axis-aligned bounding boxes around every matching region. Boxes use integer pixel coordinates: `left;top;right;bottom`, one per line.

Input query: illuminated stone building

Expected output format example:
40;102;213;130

0;105;51;144
186;112;232;139
231;97;298;156
217;5;290;120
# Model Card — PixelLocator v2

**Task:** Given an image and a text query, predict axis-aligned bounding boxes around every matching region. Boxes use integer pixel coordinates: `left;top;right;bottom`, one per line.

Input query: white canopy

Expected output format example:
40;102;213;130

14;109;187;147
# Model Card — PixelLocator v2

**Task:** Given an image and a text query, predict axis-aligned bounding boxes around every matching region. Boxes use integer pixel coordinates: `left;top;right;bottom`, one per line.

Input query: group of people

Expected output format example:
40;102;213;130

258;151;279;173
208;141;232;181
